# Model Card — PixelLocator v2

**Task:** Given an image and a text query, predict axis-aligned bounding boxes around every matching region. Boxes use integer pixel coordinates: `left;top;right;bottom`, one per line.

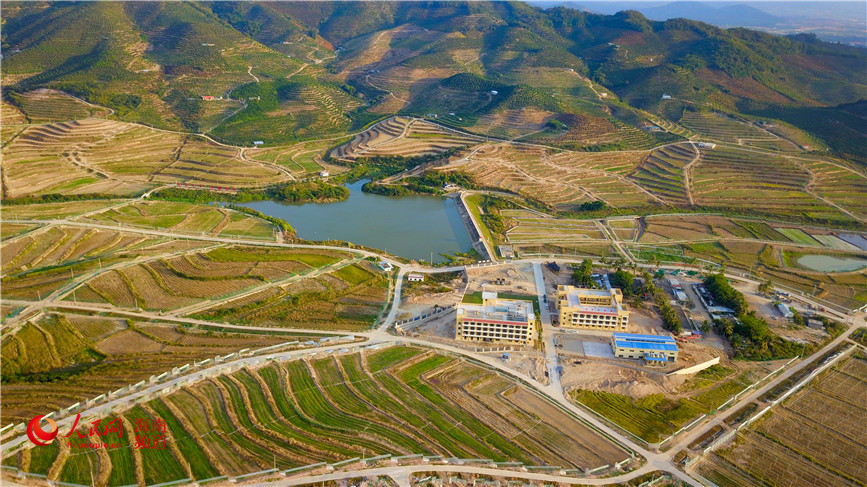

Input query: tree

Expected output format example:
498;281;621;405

758;279;773;295
641;271;656;295
572;259;594;287
611;269;635;296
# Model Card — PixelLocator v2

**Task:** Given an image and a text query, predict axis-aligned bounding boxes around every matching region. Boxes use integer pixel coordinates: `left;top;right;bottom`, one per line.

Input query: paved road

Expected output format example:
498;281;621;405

259;463;662;487
533;263;560;392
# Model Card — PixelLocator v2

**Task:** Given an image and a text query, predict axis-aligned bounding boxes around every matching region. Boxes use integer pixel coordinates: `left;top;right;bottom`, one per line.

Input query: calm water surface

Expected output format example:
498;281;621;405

796;254;867;272
241;181;472;262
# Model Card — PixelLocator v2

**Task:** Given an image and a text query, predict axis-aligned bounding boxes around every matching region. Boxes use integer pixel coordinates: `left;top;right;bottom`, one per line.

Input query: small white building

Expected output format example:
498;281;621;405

777;303;794;319
378;261;393;272
697;142;717;149
661;94;672;100
407;273;424;282
490;90;498;95
253;140;264;145
319;170;329;178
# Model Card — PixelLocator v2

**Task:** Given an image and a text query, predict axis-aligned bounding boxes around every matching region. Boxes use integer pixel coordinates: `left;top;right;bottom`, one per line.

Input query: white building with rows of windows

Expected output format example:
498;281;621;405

456;292;536;345
557;285;629;330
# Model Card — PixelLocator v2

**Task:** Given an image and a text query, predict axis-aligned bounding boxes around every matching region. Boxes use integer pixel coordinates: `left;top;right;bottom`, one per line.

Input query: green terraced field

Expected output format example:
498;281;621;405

5;346;630;483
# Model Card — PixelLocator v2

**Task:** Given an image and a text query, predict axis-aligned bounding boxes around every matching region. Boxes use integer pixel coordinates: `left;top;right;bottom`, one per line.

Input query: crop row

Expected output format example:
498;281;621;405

5;346;627;485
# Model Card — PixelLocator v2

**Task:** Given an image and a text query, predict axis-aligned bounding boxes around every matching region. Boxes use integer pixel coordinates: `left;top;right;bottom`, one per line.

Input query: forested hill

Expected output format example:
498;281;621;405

2;1;864;159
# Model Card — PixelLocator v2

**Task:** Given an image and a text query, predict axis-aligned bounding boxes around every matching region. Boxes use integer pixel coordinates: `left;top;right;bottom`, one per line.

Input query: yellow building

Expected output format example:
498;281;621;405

456;292;536;345
557;285;629;330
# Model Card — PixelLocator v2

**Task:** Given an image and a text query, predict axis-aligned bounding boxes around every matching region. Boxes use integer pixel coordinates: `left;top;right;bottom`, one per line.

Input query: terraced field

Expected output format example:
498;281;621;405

640;215;792;244
2;201;122;220
698;354;867;487
331;117;482;160
85;201;276;239
1;226;209;301
0;312;318;424
2;119;286;198
679;112;798;151
157;138;284;186
451;144;654;210
802;159;867;221
3;346;630;485
2;119;155;197
247;139;337;176
191;260;388;331
72;246;351;314
690;146;845;221
7;89;111;123
502;210;607;250
628;143;697;205
471;108;554;139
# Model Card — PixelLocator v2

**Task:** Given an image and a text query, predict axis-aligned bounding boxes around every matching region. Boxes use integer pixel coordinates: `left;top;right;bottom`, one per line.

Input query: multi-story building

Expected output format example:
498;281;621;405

557;285;629;330
610;332;678;364
456;291;536;345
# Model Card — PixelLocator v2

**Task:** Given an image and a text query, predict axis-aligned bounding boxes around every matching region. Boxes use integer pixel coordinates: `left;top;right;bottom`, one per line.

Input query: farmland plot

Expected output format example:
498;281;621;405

8;89;111;123
627;143;696;205
699;354;867;487
2;119;153;197
2;118;287;198
1;226;205;300
74;246;345;312
11;348;628;482
192;260;387;331
2;201;121;220
504;212;606;249
691;147;845;221
452;144;653;210
331;116;482;160
0;312;315;424
679;112;794;150
804;159;867;221
86;201;276;239
247;139;335;175
154;138;284;186
5;346;629;483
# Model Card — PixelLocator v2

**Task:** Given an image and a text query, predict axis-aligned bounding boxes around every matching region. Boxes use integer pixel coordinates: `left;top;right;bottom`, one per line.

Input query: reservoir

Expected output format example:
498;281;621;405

241;180;473;263
796;254;867;272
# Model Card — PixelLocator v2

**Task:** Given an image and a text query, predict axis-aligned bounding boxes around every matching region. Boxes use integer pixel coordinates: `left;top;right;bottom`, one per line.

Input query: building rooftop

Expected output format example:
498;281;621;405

612;332;676;343
561;286;624;315
615;340;679;352
458;294;535;325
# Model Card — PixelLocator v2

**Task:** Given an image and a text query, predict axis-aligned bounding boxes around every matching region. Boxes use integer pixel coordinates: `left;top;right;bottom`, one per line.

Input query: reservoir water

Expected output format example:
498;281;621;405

241;180;473;263
796;254;867;272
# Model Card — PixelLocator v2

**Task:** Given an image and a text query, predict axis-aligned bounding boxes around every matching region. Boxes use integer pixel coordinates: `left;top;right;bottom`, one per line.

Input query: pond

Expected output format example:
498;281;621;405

240;180;473;263
796;254;867;272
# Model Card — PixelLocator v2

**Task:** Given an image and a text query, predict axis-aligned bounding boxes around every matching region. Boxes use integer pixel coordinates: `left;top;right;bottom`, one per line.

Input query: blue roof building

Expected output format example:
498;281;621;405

610;332;678;364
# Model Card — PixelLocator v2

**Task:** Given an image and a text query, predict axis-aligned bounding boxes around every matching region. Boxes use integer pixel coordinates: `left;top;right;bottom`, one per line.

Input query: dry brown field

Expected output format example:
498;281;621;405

449;144;652;210
331;116;482;160
2;119;287;198
698;354;867;487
